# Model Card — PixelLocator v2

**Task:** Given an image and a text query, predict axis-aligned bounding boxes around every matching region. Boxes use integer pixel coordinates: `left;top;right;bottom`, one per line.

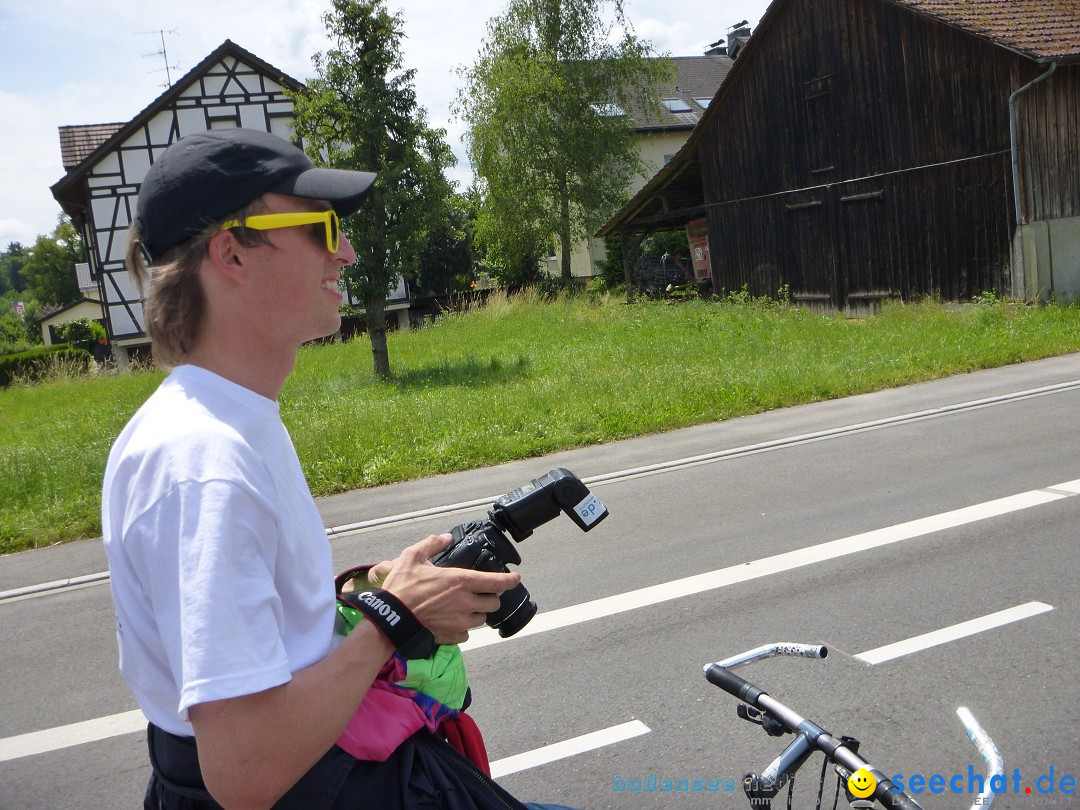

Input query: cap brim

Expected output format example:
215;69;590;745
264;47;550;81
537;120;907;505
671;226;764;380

274;167;378;218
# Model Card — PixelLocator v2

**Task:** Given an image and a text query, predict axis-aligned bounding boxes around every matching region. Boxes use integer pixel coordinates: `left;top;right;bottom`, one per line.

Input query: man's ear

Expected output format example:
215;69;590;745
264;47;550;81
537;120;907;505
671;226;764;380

205;230;253;283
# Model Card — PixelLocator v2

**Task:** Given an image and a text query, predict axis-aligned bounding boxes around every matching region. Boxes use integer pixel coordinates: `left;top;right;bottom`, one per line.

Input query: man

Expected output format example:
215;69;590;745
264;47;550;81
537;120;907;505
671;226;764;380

103;128;573;809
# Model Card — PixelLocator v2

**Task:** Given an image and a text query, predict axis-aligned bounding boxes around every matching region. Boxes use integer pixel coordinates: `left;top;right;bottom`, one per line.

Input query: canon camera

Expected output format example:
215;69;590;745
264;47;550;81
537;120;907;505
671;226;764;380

431;468;608;637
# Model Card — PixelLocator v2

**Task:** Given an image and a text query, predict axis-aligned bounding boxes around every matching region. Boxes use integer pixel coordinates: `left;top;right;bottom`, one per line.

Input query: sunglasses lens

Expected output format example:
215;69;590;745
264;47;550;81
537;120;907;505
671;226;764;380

328;213;339;253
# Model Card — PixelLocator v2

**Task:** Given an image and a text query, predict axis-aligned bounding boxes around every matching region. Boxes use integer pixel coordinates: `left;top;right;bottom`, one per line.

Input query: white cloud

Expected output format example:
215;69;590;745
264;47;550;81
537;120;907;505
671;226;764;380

0;91;67;246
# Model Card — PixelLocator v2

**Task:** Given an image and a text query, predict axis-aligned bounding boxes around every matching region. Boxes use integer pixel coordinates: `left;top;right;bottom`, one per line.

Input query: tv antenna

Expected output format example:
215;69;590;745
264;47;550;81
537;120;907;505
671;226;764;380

136;29;180;88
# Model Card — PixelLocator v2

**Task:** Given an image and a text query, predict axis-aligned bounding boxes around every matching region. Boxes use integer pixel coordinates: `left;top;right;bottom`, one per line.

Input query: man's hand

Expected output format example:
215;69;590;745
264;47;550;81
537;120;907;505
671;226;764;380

379;533;520;645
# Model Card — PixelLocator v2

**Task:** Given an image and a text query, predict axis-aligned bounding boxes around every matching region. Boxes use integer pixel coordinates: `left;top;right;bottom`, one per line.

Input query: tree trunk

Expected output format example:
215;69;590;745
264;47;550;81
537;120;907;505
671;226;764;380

558;175;572;281
364;292;391;380
620;233;633;304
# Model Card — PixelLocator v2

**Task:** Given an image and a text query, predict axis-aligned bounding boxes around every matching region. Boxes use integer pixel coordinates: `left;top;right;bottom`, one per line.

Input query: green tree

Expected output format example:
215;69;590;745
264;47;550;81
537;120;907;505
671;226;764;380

412;192;474;295
642;228;689;259
456;0;671;280
0;295;46;352
21;216;84;306
291;0;456;379
0;300;32;354
0;242;31;296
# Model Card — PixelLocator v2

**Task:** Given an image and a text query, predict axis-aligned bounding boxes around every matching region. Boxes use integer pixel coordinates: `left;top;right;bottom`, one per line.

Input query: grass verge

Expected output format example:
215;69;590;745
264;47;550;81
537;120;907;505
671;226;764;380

3;290;1080;554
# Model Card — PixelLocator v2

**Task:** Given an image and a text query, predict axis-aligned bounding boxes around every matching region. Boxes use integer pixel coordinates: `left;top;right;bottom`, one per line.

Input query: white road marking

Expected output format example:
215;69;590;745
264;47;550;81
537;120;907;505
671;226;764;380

854;602;1054;665
0;709;146;763
461;483;1076;652
489;720;651;778
3;480;1075;763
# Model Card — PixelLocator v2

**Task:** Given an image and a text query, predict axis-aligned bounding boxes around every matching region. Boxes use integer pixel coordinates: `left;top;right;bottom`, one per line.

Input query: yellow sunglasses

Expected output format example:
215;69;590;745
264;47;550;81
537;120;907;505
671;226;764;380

220;209;341;253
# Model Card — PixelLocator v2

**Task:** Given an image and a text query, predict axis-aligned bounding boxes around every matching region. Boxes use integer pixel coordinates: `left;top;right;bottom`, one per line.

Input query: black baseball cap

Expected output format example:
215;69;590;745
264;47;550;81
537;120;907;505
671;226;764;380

135;128;377;261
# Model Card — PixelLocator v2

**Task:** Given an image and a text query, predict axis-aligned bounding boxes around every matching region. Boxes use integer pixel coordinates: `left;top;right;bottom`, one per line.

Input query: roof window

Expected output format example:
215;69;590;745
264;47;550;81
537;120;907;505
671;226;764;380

662;98;692;113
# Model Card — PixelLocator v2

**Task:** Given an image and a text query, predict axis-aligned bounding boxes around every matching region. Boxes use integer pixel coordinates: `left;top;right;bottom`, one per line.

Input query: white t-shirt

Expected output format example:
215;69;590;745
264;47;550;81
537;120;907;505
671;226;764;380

102;365;337;736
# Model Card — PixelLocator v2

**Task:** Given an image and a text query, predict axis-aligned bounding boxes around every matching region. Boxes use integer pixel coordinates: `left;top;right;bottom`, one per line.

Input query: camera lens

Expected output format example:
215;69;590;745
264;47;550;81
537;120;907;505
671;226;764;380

490;582;537;638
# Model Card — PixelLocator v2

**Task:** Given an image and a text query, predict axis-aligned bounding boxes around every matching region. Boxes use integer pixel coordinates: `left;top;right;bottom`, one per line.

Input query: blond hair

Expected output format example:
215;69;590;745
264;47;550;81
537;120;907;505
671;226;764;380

125;200;269;369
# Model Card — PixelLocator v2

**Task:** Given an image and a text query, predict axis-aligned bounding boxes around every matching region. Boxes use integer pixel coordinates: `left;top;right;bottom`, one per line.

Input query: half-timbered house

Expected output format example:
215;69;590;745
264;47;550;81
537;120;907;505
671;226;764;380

51;39;411;364
598;0;1080;310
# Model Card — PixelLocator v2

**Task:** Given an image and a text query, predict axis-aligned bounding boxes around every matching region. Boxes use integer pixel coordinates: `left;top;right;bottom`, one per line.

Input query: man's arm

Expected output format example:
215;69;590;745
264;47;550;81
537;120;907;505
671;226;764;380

189;533;518;810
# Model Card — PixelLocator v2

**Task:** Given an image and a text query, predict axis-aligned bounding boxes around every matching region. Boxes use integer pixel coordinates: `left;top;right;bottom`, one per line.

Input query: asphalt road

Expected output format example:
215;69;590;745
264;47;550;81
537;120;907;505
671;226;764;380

3;354;1080;809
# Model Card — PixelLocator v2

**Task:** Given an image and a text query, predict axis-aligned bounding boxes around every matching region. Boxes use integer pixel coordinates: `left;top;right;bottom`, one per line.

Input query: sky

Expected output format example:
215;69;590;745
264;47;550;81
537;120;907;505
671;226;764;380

0;0;771;248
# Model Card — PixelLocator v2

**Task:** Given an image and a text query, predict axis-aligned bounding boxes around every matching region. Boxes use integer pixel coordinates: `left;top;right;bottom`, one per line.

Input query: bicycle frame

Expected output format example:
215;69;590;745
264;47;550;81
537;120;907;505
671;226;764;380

704;643;1004;810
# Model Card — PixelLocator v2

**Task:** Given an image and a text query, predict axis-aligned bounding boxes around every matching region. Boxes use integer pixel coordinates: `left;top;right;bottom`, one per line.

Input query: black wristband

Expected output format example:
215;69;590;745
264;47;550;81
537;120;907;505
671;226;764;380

337;588;434;659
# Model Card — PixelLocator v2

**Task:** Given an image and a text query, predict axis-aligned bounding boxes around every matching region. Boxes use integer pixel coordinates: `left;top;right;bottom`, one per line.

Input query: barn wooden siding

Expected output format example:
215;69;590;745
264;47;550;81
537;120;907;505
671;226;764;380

1018;63;1080;224
695;0;1056;309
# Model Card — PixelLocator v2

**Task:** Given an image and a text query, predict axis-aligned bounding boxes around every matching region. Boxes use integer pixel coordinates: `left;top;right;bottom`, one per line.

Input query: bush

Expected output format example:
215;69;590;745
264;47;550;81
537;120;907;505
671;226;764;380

0;345;92;387
53;318;107;350
592;235;623;290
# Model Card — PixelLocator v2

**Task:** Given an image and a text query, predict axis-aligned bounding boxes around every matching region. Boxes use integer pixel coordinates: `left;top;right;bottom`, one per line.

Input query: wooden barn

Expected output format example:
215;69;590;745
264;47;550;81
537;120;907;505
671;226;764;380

598;0;1080;311
50;41;305;364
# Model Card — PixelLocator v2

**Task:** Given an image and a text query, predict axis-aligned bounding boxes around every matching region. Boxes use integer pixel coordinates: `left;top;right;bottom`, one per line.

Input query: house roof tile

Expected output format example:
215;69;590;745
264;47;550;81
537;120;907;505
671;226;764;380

58;123;125;170
630;55;733;131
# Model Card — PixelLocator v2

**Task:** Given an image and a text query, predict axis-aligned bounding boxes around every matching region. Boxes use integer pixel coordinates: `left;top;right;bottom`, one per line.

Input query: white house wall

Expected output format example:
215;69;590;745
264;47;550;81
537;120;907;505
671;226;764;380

85;54;297;341
551;129;695;279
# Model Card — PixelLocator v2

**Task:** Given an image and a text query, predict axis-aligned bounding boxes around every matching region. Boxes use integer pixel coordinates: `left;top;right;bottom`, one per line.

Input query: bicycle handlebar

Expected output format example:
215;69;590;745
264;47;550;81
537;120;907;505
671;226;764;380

704;643;1000;810
957;707;1005;807
711;642;829;670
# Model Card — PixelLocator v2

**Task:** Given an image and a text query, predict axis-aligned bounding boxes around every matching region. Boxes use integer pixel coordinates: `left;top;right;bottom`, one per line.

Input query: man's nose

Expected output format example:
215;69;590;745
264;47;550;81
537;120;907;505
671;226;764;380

336;233;358;264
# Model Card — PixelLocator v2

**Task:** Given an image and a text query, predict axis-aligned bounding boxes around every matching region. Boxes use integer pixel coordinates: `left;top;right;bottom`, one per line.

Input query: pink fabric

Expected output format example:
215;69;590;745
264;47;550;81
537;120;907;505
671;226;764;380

336;657;442;762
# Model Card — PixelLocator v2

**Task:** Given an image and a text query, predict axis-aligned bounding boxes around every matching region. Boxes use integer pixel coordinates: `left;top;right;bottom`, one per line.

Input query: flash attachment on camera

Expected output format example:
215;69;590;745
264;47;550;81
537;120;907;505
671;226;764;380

491;468;608;540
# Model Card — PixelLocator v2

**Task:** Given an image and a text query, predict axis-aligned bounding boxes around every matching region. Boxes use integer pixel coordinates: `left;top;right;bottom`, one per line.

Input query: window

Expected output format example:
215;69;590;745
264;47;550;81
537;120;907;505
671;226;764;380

693;97;712;109
662;98;692;113
803;75;835;174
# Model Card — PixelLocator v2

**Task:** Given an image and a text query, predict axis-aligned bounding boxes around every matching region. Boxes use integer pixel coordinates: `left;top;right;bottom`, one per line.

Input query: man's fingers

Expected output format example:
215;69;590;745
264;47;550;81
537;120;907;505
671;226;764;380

472;593;503;615
464;568;521;595
401;532;453;562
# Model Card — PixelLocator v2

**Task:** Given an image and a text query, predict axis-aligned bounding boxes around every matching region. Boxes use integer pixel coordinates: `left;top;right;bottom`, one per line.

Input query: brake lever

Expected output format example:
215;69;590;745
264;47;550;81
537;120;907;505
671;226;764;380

737;704;788;737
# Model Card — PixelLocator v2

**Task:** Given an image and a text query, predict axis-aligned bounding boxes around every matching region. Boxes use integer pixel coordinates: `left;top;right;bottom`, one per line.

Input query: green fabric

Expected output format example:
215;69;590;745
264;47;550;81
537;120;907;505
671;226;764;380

400;644;468;709
336;601;364;635
335;600;468;709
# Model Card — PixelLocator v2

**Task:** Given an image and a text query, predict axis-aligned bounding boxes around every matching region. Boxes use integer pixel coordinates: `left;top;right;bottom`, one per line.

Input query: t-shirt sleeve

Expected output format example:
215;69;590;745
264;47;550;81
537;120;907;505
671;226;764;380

125;478;293;719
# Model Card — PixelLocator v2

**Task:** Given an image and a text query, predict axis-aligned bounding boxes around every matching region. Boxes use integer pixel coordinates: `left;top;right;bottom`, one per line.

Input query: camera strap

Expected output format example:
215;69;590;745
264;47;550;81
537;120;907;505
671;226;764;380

337;588;435;659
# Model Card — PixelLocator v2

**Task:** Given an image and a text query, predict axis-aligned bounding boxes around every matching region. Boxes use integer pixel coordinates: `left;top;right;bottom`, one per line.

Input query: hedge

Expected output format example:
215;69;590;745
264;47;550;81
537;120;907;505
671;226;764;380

0;344;92;387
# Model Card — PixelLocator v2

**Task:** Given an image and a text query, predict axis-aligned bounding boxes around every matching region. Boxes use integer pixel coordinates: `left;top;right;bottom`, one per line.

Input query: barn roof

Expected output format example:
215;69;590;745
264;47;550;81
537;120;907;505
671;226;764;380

892;0;1080;62
598;0;1080;238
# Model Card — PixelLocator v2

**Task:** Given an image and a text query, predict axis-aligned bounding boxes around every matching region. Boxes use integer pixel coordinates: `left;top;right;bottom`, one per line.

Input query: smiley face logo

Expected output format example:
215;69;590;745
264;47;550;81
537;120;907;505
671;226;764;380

848;768;877;799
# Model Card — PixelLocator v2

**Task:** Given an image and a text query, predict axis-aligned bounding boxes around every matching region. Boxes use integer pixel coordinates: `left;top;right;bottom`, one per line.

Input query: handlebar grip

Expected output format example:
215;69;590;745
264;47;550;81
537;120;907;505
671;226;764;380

705;664;766;706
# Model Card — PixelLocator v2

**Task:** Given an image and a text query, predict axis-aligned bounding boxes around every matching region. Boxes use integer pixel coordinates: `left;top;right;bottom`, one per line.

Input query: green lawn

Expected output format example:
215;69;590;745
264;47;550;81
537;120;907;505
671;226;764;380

4;290;1080;555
